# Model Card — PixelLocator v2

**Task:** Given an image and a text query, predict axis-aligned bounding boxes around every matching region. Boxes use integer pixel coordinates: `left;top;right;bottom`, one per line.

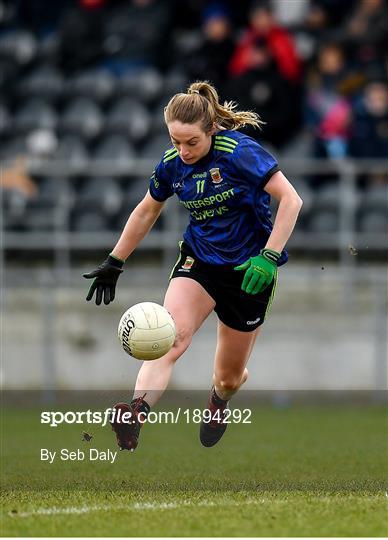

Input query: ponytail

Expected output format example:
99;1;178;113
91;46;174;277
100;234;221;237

164;80;264;132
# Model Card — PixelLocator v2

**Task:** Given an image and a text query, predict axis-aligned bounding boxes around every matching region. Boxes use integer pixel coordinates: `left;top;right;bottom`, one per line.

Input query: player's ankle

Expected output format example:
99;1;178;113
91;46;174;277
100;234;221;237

130;395;151;425
211;387;229;406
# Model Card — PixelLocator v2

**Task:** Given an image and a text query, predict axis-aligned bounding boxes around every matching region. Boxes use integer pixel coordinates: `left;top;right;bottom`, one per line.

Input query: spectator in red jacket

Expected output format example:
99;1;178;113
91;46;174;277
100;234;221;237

228;1;302;84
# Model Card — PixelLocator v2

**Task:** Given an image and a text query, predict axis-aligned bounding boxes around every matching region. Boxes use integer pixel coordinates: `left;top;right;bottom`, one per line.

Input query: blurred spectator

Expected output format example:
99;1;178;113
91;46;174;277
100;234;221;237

306;0;356;30
298;0;356;62
349;80;388;158
304;42;356;160
58;0;107;73
343;0;388;70
0;157;37;197
100;0;172;75
226;38;299;148
229;1;302;84
184;4;235;97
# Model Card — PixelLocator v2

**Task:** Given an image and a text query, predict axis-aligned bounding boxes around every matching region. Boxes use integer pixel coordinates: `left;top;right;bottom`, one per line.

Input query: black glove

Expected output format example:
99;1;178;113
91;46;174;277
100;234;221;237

83;254;124;305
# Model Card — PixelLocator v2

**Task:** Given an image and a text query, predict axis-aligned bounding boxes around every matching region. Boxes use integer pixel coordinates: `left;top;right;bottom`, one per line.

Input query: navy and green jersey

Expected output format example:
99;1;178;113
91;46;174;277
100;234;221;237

149;130;287;266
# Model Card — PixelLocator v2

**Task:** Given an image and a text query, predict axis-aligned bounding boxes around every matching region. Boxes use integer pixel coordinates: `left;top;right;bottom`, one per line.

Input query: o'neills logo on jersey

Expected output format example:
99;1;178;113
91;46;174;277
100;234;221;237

209;168;223;183
182;256;194;270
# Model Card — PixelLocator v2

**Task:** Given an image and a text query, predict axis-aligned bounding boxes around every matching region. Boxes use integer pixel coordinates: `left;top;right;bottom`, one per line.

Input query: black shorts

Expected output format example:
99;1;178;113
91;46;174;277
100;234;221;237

169;242;278;332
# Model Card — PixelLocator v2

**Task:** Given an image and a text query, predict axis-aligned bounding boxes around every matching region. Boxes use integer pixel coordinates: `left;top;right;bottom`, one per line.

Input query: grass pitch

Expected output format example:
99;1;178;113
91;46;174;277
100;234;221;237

1;400;387;537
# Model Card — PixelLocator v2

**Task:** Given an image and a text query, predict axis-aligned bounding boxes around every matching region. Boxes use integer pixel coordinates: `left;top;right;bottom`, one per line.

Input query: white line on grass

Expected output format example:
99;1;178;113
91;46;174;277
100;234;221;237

9;494;385;518
10;498;266;518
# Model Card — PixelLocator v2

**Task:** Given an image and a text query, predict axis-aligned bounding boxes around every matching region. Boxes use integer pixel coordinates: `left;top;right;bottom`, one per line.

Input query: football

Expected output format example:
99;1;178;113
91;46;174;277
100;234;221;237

118;302;176;360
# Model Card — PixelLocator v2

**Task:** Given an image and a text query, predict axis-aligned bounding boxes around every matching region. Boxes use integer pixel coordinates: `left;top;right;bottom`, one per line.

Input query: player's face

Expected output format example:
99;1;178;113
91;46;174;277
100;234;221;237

168;120;215;164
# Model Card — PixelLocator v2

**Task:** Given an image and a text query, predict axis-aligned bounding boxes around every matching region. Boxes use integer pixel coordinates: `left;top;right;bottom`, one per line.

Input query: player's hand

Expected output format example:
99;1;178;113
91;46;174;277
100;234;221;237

234;249;280;295
83;254;124;305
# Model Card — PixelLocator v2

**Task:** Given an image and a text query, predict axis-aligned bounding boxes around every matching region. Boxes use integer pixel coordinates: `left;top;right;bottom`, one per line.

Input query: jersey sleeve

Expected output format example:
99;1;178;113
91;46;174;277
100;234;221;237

148;160;174;202
233;138;280;189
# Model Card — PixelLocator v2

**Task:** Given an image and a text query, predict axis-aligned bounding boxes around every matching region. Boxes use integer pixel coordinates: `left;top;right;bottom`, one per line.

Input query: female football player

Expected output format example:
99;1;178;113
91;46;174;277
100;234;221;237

84;81;303;451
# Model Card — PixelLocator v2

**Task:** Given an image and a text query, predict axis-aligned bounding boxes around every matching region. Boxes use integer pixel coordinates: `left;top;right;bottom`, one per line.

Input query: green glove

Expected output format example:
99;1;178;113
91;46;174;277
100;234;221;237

234;249;280;295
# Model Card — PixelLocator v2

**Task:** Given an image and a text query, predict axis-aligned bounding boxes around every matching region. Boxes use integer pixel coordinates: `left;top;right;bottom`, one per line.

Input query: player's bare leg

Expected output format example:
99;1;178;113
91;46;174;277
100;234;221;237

133;277;216;404
200;321;260;447
213;322;260;400
111;277;215;451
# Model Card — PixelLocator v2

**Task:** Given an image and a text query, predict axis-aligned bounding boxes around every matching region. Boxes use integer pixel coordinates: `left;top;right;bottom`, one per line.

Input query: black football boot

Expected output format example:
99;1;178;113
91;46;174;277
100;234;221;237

199;387;229;447
110;394;150;452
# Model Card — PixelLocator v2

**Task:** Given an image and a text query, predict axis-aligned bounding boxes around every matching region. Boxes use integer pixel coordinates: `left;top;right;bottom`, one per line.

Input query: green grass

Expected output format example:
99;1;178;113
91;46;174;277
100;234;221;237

1;403;387;536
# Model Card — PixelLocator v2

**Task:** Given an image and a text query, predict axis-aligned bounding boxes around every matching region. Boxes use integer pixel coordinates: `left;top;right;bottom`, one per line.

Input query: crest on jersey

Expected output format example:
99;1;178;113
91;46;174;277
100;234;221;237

182;256;194;270
209;168;223;183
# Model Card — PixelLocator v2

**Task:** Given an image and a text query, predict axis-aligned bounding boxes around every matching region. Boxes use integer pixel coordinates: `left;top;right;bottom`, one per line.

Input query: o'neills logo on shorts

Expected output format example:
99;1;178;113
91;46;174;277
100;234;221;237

182;256;194;270
247;316;260;325
209;168;223;183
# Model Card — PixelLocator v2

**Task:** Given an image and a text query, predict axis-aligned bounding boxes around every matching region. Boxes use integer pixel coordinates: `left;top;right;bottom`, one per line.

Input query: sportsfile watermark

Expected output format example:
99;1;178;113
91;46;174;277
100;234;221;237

41;407;252;427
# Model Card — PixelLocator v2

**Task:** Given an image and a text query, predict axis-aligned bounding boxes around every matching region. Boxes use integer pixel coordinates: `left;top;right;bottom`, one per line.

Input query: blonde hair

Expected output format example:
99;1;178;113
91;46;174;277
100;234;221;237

164;80;264;132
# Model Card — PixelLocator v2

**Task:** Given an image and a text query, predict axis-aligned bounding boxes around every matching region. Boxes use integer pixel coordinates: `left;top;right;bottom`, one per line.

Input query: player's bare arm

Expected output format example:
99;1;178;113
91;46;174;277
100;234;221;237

263;171;303;253
111;190;165;261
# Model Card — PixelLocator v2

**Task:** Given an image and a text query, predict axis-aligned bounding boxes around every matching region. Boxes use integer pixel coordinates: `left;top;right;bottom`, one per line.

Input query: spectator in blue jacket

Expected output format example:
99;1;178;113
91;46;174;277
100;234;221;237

349;79;388;158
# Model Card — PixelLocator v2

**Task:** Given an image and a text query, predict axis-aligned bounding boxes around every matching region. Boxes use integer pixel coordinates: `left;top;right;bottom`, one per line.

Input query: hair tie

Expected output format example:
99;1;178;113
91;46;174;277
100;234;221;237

189;89;200;95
